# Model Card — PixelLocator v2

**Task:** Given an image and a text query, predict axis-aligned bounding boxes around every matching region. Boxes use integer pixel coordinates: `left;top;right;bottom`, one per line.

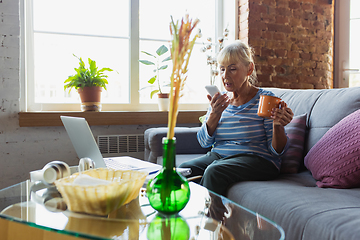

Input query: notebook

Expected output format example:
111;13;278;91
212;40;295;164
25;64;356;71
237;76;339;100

60;116;191;177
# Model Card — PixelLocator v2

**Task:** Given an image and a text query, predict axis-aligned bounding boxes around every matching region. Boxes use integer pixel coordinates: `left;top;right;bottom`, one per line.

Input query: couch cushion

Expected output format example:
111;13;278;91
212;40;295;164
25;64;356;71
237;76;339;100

227;171;360;240
281;113;307;174
304;109;360;188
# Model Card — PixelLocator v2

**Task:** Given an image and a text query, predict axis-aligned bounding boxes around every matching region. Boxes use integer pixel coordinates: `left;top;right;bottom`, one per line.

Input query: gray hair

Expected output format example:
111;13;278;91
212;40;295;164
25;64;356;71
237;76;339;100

217;40;257;84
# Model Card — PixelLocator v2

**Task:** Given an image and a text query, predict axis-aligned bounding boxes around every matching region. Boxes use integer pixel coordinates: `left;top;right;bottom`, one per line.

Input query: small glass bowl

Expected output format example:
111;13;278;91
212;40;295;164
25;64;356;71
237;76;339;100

54;168;148;216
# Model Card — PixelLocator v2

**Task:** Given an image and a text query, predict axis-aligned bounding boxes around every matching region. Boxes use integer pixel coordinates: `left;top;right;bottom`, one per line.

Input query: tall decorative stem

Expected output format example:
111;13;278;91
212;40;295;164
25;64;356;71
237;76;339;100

147;14;199;215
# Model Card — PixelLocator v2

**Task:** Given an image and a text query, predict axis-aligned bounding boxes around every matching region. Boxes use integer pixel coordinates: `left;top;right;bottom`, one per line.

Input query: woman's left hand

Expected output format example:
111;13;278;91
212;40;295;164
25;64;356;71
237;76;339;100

271;101;294;126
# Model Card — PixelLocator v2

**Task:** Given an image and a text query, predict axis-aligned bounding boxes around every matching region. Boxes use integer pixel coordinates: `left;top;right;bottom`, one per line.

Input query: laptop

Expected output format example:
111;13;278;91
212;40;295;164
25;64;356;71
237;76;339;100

60;116;191;176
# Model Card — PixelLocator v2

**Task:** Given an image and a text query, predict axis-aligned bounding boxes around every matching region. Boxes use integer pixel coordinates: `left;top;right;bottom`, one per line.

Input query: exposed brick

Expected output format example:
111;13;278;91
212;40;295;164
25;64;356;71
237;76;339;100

318;0;331;4
253;46;261;56
272;75;297;83
293;9;303;19
268;57;283;66
303;12;317;21
317;43;330;54
302;60;317;69
314;5;324;14
288;51;300;59
302;20;312;28
300;52;311;60
276;15;289;24
302;0;317;4
275;7;291;16
266;40;289;50
276;0;289;8
250;39;266;48
254;56;269;65
262;14;276;23
289;1;301;10
259;65;274;74
261;31;273;40
273;32;285;41
256;74;271;83
275;49;287;57
311;53;325;62
301;68;314;76
249;28;261;39
302;3;313;12
314;69;328;77
316;62;331;70
313;21;325;30
292;58;303;67
239;0;334;89
275;66;286;74
289;18;302;28
250;3;267;15
262;0;276;6
267;24;292;33
249;21;268;31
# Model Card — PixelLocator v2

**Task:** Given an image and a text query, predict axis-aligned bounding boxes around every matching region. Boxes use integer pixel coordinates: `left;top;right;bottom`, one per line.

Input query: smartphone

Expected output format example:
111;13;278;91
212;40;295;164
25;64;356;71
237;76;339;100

205;85;221;98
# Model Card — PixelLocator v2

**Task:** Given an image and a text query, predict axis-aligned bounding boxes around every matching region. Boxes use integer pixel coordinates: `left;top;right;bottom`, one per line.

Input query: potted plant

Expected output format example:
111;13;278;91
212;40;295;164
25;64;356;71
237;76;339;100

139;45;171;111
64;54;114;112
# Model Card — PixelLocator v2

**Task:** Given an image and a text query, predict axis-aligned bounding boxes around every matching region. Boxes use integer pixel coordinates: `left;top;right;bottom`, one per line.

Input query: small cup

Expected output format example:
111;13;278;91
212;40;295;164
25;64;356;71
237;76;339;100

257;95;281;118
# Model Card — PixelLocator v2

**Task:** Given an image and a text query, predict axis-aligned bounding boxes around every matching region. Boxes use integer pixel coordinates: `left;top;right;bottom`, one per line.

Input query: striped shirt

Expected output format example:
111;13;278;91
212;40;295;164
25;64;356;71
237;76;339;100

197;88;289;170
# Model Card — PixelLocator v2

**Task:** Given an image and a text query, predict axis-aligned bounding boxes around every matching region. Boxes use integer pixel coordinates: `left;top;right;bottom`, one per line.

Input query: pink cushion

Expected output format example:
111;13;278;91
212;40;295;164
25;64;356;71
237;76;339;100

280;114;307;174
304;109;360;188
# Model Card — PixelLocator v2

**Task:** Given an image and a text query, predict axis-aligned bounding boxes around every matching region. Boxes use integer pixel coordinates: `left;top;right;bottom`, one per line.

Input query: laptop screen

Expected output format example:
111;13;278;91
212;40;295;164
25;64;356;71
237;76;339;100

60;116;107;168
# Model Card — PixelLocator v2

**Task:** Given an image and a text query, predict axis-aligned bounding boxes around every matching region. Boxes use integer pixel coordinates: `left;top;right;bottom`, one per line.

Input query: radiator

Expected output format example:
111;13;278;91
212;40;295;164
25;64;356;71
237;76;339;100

97;134;145;159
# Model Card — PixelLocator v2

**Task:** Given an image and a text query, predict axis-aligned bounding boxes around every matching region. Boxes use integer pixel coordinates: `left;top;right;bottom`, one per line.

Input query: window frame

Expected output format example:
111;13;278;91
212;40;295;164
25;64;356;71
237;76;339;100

20;0;238;112
334;0;350;88
334;0;360;88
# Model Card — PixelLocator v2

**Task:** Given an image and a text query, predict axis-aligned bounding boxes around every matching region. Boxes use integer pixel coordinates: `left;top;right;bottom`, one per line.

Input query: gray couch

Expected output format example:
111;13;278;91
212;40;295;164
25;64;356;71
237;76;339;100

144;87;360;240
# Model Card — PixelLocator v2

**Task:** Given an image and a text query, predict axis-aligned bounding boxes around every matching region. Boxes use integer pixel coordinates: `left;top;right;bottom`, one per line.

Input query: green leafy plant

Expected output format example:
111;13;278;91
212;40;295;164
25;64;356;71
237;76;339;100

64;54;113;92
139;45;171;98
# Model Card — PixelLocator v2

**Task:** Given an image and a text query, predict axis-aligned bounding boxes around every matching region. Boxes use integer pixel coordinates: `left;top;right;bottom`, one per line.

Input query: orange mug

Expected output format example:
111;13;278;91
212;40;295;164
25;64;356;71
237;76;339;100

257;95;281;118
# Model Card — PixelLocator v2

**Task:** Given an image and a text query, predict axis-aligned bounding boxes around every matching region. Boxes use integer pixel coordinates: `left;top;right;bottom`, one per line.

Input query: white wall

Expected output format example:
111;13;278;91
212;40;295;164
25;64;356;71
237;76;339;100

0;0;197;189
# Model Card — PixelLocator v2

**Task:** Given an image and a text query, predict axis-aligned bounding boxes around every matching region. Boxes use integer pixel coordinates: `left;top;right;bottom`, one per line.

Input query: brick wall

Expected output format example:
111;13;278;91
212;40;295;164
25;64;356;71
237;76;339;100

239;0;334;89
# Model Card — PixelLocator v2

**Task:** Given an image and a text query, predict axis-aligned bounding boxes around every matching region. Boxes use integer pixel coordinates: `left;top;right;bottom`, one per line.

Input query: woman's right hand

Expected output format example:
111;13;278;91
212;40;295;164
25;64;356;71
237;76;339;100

207;92;229;114
206;93;229;136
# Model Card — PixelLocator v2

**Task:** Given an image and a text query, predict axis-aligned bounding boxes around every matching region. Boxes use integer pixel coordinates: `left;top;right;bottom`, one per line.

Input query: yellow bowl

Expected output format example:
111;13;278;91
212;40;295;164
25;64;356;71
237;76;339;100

54;168;148;216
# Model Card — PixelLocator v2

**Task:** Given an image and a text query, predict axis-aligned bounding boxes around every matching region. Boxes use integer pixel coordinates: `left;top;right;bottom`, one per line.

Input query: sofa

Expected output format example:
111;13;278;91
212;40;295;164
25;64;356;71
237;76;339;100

144;87;360;240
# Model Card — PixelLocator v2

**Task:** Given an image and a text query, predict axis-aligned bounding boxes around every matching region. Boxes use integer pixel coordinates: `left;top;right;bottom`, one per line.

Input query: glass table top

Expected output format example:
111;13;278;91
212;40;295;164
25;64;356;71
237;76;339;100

0;180;284;240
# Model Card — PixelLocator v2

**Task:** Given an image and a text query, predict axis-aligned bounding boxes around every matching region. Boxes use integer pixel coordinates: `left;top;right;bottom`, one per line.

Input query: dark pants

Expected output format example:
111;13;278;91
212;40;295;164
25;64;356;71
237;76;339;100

179;152;279;196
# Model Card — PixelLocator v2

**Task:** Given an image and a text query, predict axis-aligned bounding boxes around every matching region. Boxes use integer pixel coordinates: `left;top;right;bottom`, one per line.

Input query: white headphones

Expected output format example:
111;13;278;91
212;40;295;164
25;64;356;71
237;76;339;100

29;158;95;185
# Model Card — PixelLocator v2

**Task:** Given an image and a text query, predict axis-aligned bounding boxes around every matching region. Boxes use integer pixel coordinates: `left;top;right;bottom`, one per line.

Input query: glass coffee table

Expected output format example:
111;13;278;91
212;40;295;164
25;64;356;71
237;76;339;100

0;180;284;240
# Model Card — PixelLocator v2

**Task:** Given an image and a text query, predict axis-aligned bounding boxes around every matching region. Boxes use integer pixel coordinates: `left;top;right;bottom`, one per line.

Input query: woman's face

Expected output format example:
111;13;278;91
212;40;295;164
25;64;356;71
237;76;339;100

219;61;250;92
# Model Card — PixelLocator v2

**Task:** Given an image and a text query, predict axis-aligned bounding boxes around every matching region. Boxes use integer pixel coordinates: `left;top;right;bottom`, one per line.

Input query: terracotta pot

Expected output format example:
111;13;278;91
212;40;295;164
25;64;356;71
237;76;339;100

77;86;102;112
157;93;169;111
77;86;102;102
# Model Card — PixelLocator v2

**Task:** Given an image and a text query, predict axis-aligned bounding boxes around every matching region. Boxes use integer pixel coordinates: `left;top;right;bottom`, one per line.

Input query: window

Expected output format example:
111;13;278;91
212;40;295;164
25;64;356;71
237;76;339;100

334;0;360;88
21;0;237;111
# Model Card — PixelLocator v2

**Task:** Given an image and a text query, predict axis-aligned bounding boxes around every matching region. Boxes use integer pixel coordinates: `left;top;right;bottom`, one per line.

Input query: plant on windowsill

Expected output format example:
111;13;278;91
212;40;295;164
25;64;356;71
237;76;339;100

64;54;114;112
139;45;171;111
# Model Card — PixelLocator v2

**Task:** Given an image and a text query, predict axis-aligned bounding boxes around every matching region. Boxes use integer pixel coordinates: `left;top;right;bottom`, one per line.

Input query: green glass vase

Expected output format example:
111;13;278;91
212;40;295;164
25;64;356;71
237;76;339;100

146;137;190;215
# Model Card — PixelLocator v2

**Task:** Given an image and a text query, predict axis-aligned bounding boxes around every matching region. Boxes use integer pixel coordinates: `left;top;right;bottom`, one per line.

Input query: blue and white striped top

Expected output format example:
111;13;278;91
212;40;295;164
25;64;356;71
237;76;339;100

197;88;289;170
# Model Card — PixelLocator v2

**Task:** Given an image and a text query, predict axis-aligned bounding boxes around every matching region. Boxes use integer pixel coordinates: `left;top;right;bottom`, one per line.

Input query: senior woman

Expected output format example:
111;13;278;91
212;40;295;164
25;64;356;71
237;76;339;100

179;40;294;196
